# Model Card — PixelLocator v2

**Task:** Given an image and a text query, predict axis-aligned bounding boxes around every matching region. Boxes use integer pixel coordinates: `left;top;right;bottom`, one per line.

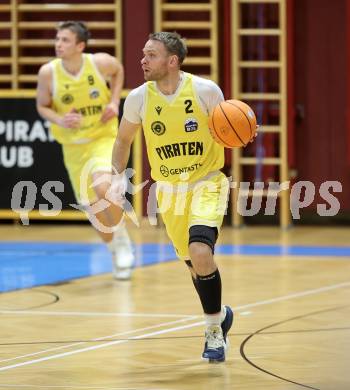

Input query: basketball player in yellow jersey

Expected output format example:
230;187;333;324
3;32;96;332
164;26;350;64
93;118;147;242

111;32;236;362
36;21;134;280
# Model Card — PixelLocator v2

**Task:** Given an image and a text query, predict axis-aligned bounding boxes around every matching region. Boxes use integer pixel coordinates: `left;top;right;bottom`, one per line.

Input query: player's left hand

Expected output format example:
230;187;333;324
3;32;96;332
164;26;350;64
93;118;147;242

101;101;119;123
106;170;127;208
250;124;259;143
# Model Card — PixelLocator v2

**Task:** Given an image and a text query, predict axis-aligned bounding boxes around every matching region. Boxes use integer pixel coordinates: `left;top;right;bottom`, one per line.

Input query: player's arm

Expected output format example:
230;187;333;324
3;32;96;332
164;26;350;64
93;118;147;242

36;64;61;125
202;79;225;114
94;53;124;123
36;64;81;128
109;117;140;205
111;86;143;197
106;117;140;222
112;117;140;174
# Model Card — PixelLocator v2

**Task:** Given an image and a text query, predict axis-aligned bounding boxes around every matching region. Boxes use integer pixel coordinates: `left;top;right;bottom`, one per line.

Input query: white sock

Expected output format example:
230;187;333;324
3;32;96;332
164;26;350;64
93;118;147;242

221;305;227;322
204;306;226;327
112;224;131;245
106;223;127;254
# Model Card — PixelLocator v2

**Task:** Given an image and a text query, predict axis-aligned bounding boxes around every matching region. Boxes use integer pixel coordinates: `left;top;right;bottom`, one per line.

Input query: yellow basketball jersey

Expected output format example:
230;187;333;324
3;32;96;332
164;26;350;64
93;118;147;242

50;53;117;144
142;73;224;183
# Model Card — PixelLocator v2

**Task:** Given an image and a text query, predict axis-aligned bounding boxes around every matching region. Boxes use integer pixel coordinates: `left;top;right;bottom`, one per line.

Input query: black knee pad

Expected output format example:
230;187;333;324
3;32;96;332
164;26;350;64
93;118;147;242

188;225;218;254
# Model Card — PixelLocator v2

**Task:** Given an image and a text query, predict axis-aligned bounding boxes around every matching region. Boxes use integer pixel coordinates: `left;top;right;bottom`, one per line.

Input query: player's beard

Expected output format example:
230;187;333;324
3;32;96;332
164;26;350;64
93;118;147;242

144;65;169;81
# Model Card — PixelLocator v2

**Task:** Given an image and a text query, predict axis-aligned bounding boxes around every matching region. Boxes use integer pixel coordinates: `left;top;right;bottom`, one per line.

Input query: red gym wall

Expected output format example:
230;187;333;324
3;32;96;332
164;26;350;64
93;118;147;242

123;0;153;88
122;0;350;217
294;0;349;212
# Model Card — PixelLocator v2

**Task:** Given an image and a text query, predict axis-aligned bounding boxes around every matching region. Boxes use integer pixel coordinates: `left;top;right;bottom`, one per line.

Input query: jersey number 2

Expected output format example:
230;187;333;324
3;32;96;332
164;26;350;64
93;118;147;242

184;99;194;113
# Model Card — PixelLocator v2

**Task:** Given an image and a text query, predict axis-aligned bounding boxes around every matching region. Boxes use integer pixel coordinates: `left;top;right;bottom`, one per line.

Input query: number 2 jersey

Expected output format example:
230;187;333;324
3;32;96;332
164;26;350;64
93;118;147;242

123;72;225;184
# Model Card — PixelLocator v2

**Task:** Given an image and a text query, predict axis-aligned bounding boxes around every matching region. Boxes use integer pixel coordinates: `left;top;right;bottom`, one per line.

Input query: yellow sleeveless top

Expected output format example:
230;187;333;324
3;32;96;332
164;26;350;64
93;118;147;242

50;53;117;144
142;73;224;184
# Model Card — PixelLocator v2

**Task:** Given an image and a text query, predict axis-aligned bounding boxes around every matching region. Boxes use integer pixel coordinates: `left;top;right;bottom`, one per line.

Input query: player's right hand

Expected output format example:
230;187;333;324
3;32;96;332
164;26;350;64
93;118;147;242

106;171;127;207
60;108;82;129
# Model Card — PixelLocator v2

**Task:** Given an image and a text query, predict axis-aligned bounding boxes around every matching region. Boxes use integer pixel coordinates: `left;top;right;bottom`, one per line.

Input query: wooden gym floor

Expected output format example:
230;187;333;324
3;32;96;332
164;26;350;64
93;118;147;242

0;223;349;390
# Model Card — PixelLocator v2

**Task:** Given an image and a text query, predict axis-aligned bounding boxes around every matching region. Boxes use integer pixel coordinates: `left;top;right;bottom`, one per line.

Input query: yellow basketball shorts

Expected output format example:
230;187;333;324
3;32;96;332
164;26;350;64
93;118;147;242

156;171;229;260
62;135;115;205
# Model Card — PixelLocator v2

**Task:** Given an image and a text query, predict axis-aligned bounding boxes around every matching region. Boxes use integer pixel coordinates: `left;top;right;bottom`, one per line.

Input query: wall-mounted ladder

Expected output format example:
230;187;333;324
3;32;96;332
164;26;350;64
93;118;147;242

154;0;219;82
231;0;290;228
0;0;122;89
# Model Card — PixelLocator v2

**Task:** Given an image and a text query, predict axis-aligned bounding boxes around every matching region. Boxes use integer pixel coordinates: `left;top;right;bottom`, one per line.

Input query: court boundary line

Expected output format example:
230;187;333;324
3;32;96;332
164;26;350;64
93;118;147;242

1;280;350;372
0;311;195;318
0;316;198;365
0;385;165;390
0;386;165;390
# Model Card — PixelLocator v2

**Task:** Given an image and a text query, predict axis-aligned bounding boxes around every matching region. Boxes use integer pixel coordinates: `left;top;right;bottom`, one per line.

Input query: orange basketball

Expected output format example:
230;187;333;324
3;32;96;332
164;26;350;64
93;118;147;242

208;99;257;148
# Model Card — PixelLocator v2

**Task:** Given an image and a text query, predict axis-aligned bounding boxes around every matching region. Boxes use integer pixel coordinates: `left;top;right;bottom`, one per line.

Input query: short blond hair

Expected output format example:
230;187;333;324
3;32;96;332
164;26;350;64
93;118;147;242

149;32;188;64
